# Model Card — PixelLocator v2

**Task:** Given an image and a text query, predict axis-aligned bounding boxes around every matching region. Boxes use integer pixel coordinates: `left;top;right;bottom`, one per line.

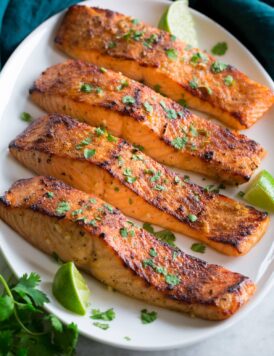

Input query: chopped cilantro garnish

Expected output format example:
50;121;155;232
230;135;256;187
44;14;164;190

224;75;234;86
122;95;136;105
189;78;199;89
116;79;129;91
166;108;177;120
140;309;157;324
211;61;228;73
154;230;176;246
107;133;117;142
184;175;190;182
143;222;154;234
93;322;109;330
20;112;32;122
89;198;97;204
143;101;153;114
191;242;206;253
165;48;178;60
190;52;207;64
131;18;140;24
95;127;106;136
107;41;116;49
114;186;120;192
154;184;166;191
80;83;93;93
133;144;144;151
100;67;107;73
143;34;158;48
188;214;198;222
178;98;188;107
104;204;114;213
132;153;143;161
149;248;157;257
120;227;128;238
237;191;245;198
84;148;96;159
56;201;70;215
45;191;54;199
211;42;228;56
75;136;92;150
153;84;161;93
189;124;198;136
171;136;188;150
165;274;180;286
150;171;161;182
90;308;116;321
174;176;180;184
170;34;177;41
88;219;97;227
71;209;83;216
124;336;131;341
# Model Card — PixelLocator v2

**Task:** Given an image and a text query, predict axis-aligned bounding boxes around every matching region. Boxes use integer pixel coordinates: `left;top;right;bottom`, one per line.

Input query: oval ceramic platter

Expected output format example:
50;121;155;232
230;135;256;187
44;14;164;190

0;0;273;351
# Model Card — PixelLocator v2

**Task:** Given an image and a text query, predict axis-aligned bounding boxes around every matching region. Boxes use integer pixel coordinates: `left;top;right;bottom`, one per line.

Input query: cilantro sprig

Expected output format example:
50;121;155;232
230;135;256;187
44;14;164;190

0;273;78;355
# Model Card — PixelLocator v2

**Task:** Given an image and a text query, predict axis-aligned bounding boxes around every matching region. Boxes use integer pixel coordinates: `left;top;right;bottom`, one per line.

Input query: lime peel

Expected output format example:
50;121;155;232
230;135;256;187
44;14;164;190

52;261;90;315
158;0;198;47
243;170;274;212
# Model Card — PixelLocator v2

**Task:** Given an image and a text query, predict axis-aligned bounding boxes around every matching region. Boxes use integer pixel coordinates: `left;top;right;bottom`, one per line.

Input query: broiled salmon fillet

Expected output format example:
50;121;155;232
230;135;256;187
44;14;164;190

30;60;266;184
0;176;256;320
54;5;274;129
9;114;269;256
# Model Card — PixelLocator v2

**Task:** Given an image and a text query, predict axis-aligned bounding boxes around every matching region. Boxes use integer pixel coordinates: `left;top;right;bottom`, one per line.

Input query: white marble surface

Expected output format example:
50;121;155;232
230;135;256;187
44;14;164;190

1;253;273;355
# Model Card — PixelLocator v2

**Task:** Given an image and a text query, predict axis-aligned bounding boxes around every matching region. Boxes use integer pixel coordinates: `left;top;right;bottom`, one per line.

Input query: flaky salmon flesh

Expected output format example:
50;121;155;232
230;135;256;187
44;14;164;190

54;5;274;129
30;60;266;184
9;114;269;256
0;176;256;320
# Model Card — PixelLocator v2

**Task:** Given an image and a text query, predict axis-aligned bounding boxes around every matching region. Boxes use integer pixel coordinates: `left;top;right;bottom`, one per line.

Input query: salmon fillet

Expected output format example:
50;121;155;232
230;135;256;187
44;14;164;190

30;60;266;184
9;114;269;256
54;5;274;129
0;176;256;320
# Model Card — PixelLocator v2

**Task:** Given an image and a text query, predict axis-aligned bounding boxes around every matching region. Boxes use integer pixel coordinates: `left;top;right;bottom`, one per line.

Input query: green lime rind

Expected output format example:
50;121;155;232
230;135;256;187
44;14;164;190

52;262;90;315
158;0;198;47
244;170;274;212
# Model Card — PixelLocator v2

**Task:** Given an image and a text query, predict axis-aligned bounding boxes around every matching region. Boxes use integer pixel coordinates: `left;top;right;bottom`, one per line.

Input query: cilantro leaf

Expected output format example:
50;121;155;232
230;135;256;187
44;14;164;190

93;322;109;330
90;308;116;321
154;230;176;247
211;42;228;56
143;222;155;234
0;295;14;321
191;242;206;253
140;309;157;324
12;273;49;307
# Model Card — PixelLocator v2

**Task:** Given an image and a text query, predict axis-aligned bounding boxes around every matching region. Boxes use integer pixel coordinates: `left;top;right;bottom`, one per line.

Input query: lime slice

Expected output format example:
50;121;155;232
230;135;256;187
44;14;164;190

243;170;274;212
52;261;90;315
158;0;198;47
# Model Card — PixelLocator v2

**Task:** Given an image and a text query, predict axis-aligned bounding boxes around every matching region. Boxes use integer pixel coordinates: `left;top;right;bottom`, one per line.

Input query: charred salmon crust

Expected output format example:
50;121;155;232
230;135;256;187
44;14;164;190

30;60;266;184
9;114;269;256
54;5;274;129
0;176;256;320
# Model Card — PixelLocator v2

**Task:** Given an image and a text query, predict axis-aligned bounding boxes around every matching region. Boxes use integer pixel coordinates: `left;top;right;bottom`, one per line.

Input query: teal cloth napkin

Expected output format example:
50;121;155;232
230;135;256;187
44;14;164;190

0;0;273;79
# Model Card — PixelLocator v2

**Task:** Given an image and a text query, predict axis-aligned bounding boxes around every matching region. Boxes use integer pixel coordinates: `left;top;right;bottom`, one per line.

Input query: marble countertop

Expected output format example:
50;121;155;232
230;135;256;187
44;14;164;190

1;253;273;356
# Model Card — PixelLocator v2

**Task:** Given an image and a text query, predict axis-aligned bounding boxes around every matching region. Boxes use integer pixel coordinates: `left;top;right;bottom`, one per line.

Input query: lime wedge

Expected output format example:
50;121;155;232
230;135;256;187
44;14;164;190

243;170;274;212
52;262;90;315
158;0;198;47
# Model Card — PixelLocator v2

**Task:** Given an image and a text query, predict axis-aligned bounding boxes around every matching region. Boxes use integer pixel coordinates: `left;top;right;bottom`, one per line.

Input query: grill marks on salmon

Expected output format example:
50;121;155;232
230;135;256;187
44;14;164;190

9;114;269;256
0;176;256;320
54;5;274;129
30;60;266;184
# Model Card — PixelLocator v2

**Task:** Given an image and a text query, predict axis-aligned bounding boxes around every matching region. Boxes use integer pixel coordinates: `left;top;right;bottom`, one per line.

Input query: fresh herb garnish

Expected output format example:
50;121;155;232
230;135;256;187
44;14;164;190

211;42;228;56
80;83;93;93
107;41;117;49
140;309;157;324
188;214;198;222
107;133;117;142
178;98;188;107
95;127;106;136
93;322;109;330
153;84;161;93
149;248;157;257
189;78;199;89
0;273;78;354
123;168;137;184
120;227;128;238
143;34;158;48
190;52;207;64
143;101;153;114
165;48;178;60
84;148;96;159
211;61;228;73
154;184;166;191
75;136;92;150
150;171;161;182
191;243;206;253
189;124;198;137
143;223;176;247
100;67;107;73
90;308;116;321
45;191;54;199
116;79;129;91
20;112;32;122
131;18;140;24
224;75;234;86
124;336;131;341
56;201;70;215
165;274;180;286
133;144;144;151
122;95;136;105
171;137;188;150
237;191;245;198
